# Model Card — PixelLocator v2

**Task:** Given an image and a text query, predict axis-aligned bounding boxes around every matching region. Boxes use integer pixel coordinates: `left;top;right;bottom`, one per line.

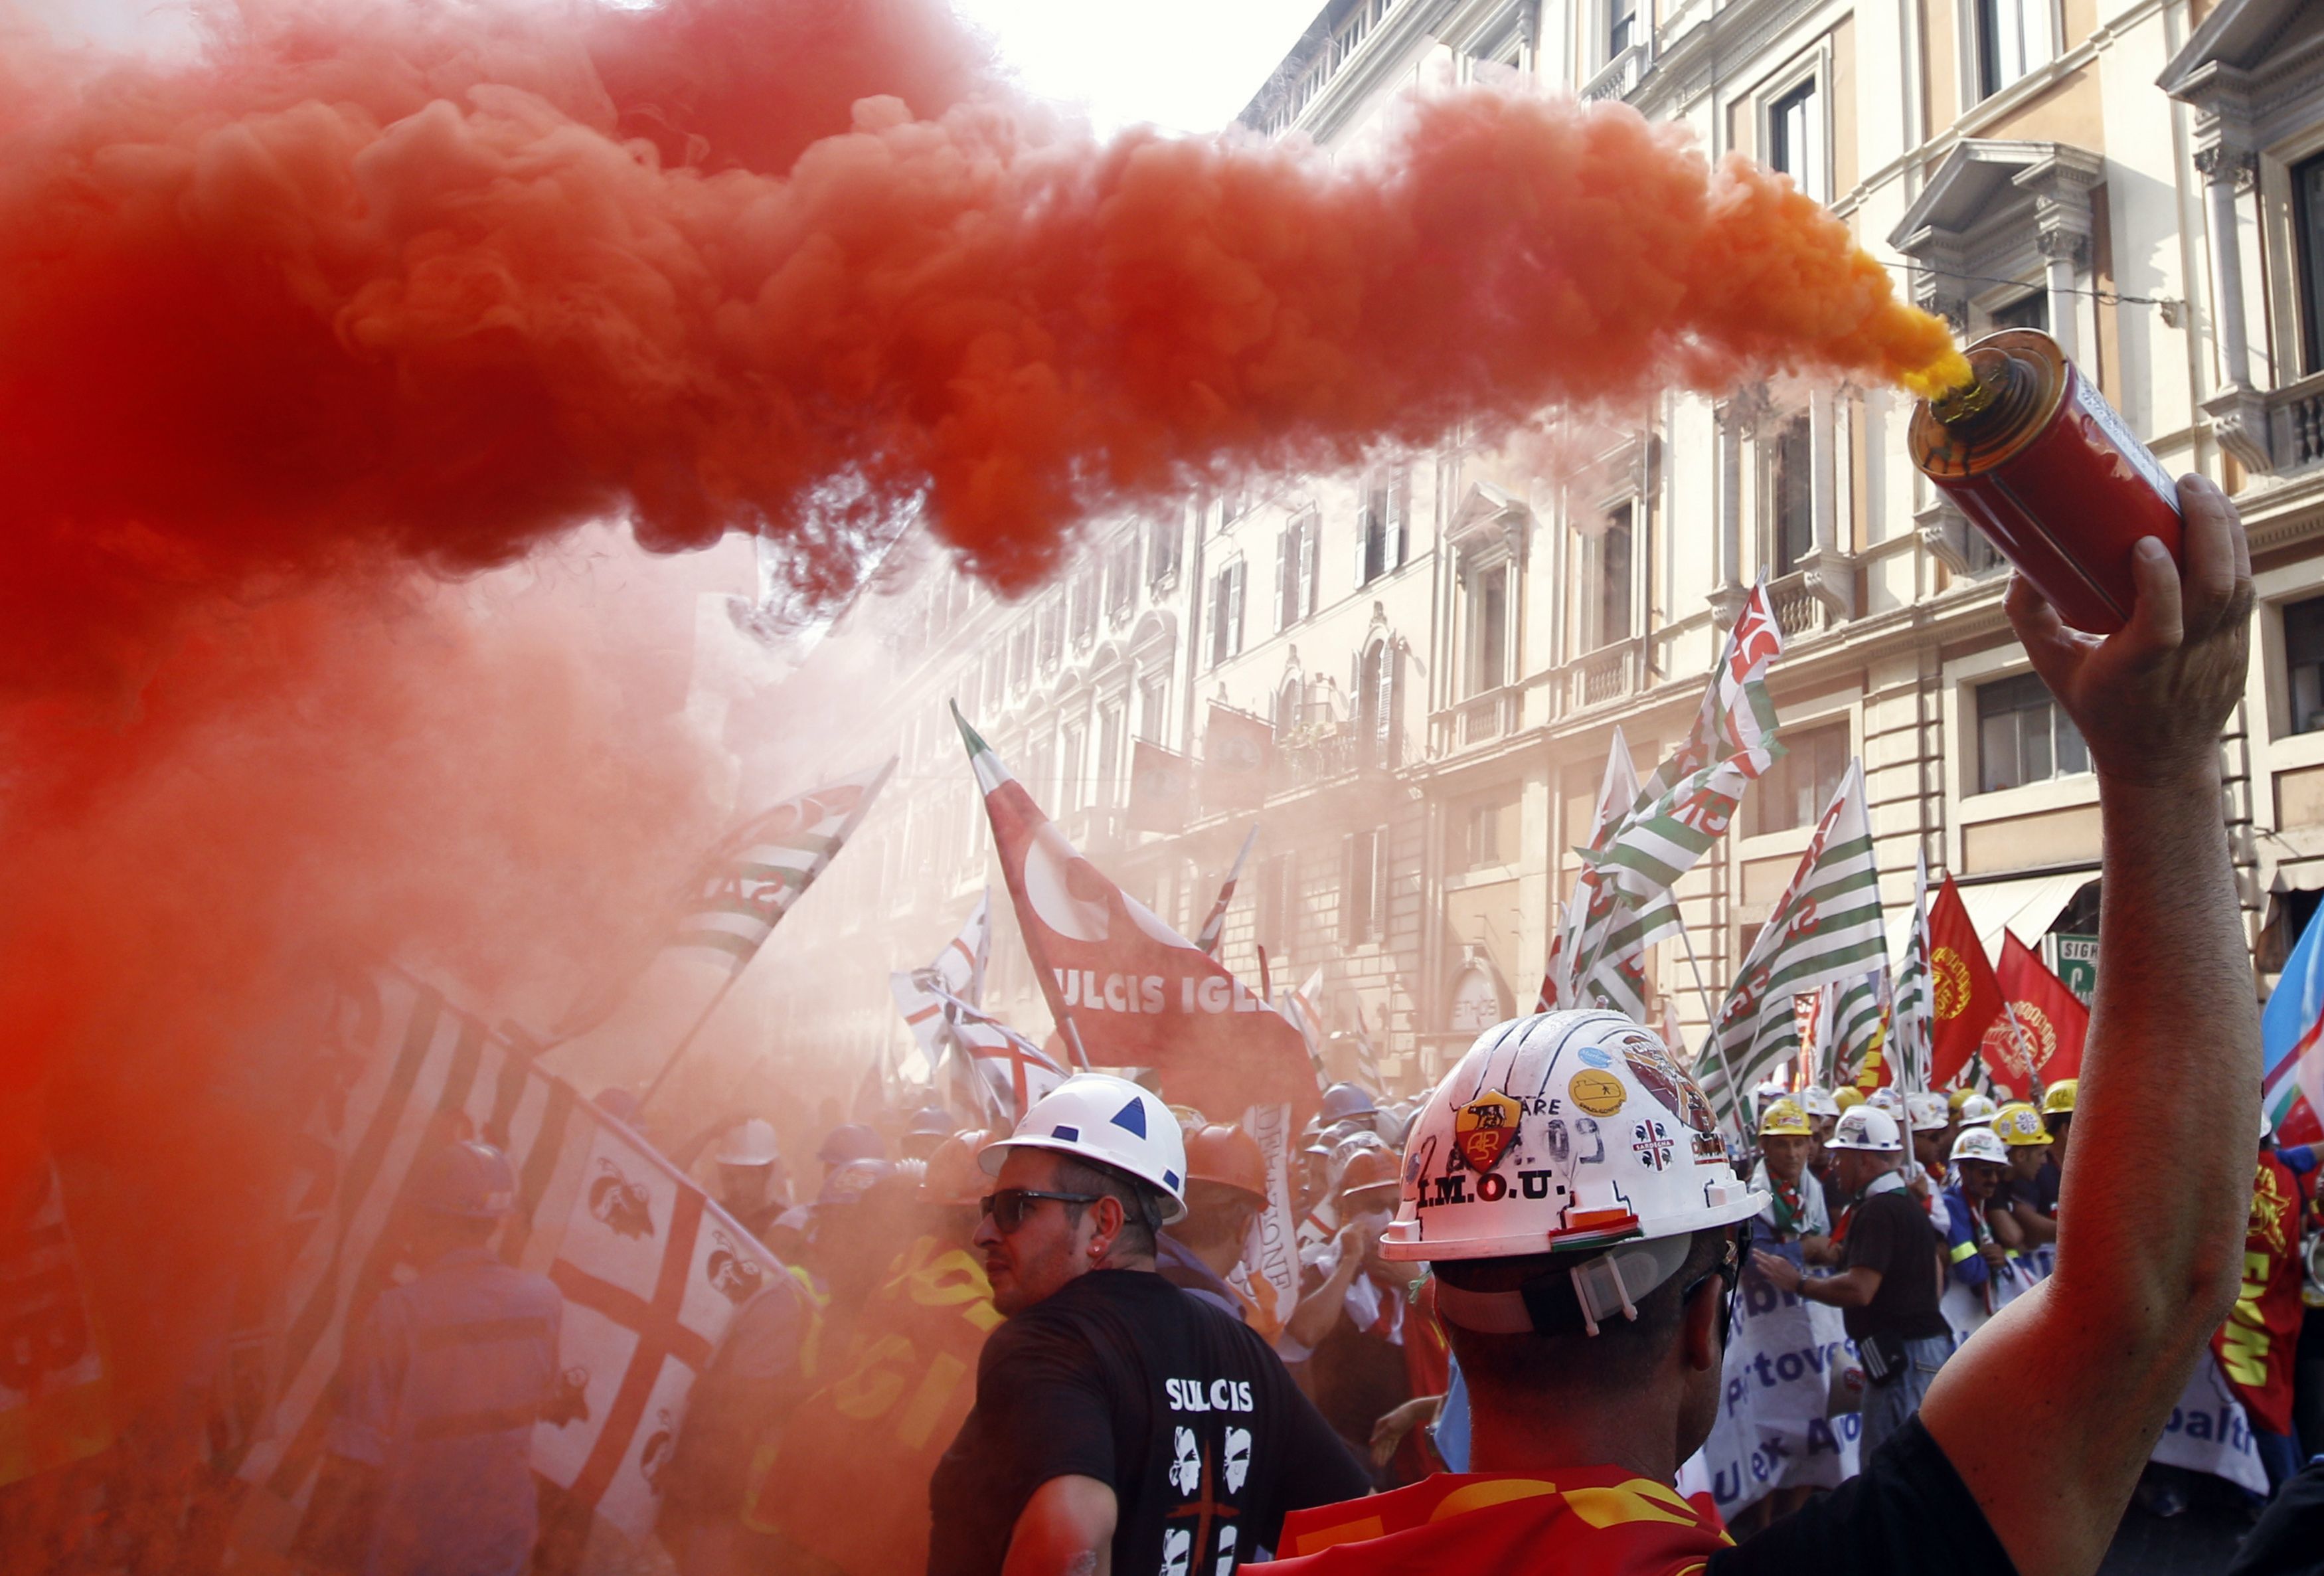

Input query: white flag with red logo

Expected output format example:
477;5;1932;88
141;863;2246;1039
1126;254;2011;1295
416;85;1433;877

890;891;993;1075
955;706;1316;1123
236;972;786;1554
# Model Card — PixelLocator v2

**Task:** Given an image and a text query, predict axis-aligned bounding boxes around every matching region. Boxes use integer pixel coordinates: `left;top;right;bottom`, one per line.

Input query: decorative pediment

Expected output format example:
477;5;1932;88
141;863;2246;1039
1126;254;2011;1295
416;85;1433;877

1448;481;1531;565
1888;141;2104;325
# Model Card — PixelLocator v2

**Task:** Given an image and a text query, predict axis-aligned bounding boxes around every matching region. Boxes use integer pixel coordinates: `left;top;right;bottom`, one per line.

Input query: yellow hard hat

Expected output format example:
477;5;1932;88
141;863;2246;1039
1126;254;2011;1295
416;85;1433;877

1994;1102;2053;1147
1833;1087;1866;1112
2040;1080;2077;1118
1759;1098;1813;1138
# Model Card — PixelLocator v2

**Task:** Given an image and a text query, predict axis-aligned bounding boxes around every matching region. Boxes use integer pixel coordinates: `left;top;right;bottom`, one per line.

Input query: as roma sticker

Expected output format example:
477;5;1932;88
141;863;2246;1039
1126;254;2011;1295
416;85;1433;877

1454;1091;1523;1176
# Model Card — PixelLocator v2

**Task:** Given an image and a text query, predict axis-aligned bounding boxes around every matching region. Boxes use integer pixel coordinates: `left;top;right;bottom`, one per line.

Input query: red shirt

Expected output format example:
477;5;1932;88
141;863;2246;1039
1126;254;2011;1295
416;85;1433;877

2210;1152;2306;1435
1264;1466;1732;1576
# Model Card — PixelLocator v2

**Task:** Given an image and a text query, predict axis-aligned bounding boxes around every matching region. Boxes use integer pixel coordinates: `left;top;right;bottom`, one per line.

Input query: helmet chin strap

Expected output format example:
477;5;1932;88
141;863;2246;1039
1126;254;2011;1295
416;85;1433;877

1432;1233;1694;1338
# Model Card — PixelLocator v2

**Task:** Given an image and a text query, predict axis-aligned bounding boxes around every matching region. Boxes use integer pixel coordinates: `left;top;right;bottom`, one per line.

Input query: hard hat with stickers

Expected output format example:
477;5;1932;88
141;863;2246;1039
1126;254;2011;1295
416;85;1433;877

1379;1010;1762;1265
1993;1102;2053;1148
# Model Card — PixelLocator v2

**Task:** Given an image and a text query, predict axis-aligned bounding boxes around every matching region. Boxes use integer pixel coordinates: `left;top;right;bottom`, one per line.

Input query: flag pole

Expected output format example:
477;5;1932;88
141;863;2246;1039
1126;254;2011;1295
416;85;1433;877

1672;903;1753;1146
636;970;747;1114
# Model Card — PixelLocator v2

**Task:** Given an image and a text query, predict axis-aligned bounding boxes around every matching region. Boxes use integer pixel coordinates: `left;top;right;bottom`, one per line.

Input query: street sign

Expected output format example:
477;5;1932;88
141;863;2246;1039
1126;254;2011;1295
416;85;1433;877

2053;934;2098;1006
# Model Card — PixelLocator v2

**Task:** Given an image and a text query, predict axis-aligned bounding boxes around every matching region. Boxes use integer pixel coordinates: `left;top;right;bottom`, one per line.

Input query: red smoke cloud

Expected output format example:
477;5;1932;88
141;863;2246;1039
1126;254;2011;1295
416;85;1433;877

0;0;1962;1525
0;0;1957;703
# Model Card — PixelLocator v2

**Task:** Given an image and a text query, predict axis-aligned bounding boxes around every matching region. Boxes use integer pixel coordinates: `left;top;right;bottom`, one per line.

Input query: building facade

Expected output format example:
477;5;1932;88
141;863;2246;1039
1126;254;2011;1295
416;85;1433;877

761;0;2324;1100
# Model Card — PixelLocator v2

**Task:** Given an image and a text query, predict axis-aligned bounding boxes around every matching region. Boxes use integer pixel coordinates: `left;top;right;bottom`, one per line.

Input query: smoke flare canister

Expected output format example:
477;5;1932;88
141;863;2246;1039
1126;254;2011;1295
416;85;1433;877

1908;329;2183;634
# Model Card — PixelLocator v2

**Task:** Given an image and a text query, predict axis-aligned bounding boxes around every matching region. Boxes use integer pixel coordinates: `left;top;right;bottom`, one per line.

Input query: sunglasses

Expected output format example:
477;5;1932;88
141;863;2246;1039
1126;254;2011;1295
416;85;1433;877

979;1187;1101;1233
1681;1218;1753;1339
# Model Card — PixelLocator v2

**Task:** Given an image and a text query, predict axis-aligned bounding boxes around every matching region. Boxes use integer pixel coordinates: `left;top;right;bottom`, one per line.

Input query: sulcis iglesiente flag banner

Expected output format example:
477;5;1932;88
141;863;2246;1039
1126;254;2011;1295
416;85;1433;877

954;703;1316;1124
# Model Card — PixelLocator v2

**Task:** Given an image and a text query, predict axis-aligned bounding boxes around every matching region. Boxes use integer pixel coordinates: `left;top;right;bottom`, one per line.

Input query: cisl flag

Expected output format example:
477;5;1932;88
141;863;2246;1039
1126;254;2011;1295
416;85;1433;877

1984;933;2088;1091
1926;876;2005;1089
955;706;1316;1123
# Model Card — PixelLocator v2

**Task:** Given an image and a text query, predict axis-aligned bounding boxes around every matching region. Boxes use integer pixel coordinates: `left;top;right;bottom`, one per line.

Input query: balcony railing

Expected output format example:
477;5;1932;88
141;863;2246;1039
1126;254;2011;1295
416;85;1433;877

1276;726;1402;790
1767;569;1835;640
2271;372;2324;472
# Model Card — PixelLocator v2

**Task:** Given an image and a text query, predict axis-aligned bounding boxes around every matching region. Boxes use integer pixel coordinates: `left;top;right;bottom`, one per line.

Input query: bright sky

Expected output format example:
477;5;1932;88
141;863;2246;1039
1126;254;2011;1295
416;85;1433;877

950;0;1325;135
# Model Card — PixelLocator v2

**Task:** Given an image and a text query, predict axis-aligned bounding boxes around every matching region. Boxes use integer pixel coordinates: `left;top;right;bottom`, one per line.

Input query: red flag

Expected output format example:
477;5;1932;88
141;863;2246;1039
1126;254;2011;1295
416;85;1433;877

1125;739;1191;834
1926;876;2005;1088
956;707;1316;1122
1201;702;1274;812
1983;933;2088;1089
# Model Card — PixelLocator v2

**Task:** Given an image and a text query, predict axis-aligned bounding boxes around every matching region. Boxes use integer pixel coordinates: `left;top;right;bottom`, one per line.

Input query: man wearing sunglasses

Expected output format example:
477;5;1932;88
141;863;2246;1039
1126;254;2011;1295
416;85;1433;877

1259;480;2260;1576
928;1073;1366;1576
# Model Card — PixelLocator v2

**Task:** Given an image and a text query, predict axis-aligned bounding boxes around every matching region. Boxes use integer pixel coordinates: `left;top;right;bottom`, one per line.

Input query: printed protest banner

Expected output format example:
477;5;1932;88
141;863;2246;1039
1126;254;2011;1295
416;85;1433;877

1677;1248;1860;1521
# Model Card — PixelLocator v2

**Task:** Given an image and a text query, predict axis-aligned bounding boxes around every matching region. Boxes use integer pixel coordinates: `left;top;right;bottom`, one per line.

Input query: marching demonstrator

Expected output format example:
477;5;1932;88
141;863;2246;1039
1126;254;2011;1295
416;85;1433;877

1257;473;2260;1576
928;1073;1367;1576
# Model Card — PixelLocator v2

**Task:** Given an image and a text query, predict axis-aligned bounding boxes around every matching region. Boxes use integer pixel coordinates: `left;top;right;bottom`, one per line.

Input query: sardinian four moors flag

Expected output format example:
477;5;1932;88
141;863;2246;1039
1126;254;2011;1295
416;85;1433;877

918;983;1070;1126
956;705;1315;1338
236;972;784;1561
1702;760;1886;1125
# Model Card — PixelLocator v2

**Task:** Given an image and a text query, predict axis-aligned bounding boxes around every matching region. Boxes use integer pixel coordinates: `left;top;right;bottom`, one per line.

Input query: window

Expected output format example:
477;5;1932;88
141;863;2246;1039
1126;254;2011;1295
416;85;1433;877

1586;505;1634;649
1148;511;1183;585
1772;416;1814;575
2287;596;2324;734
2297;155;2324;377
1464;795;1518;868
1209;561;1246;667
1988;290;2048;333
1070;569;1099;648
1343;826;1388;944
1977;671;2089;793
1097;705;1124;808
1766;79;1823;201
1359;474;1408;586
1465;565;1511;696
1607;0;1636;58
1359;638;1400;768
1257;853;1297;952
1038;600;1062;669
1975;0;2052;99
1106;535;1137;622
1278;511;1320;629
1221;487;1251;526
1062;726;1086;813
1275;677;1304;735
1750;722;1850;835
1138;676;1169;743
1009;626;1035;691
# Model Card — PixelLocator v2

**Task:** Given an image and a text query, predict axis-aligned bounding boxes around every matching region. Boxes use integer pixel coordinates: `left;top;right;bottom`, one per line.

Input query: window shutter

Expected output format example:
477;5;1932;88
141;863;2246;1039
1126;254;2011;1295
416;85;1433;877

1278;528;1295;631
1229;562;1246;656
1300;518;1319;619
1376;642;1397;766
1210;571;1228;667
1389;474;1409;569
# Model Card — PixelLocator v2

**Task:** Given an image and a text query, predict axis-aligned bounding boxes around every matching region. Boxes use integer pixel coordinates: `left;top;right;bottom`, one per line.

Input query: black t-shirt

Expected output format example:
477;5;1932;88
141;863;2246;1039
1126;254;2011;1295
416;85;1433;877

927;1269;1368;1576
1709;1415;2018;1575
1840;1188;1950;1342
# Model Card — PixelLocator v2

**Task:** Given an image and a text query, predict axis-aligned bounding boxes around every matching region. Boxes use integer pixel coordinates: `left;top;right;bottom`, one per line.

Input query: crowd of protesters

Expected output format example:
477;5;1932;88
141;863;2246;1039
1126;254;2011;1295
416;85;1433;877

19;482;2324;1576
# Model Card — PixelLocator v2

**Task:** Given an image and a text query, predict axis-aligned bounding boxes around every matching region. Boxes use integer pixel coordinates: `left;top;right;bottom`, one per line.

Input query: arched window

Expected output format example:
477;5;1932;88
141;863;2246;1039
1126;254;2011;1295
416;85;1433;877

1276;675;1303;735
1358;638;1399;770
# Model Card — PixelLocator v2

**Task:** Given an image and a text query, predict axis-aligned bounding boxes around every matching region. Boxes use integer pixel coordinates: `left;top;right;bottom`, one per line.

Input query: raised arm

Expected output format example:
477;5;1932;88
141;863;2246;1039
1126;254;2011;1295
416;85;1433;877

1920;476;2258;1576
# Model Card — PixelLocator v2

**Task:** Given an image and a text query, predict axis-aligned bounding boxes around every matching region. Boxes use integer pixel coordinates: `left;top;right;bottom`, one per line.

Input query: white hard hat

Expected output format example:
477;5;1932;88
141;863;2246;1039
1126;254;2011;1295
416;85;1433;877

1906;1093;1951;1132
1800;1086;1840;1118
1954;1093;1999;1124
1868;1088;1904;1117
1827;1105;1903;1152
715;1118;781;1168
1380;1011;1762;1265
980;1073;1189;1223
1950;1126;2010;1166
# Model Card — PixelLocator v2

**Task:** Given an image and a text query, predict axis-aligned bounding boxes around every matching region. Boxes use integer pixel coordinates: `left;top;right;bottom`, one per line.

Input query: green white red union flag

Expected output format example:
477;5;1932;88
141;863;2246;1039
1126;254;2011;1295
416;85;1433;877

1702;759;1884;1124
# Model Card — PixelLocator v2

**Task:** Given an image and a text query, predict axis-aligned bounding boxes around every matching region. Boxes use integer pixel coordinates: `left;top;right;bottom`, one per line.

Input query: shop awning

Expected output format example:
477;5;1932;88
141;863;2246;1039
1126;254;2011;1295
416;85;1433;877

1954;869;2096;958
